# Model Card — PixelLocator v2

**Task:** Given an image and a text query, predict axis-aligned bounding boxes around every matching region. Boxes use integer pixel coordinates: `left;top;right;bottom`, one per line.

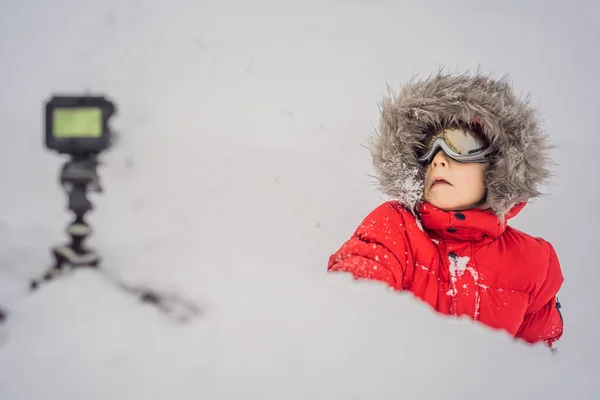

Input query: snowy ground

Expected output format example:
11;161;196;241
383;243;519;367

1;0;599;398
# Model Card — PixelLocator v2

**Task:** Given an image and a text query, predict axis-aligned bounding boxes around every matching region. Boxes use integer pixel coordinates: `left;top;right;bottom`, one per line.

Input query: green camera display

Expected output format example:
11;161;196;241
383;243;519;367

52;107;103;138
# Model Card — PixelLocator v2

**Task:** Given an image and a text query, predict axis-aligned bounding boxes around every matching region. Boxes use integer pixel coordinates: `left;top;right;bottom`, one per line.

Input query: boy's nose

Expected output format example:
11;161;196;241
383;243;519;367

431;150;449;168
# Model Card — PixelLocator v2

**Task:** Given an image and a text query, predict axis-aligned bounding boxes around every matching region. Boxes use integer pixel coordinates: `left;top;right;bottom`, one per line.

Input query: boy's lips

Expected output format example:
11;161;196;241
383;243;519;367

430;177;452;188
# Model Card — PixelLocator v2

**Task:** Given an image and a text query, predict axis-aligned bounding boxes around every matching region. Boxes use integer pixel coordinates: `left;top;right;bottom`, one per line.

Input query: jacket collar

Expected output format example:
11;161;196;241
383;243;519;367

417;201;526;242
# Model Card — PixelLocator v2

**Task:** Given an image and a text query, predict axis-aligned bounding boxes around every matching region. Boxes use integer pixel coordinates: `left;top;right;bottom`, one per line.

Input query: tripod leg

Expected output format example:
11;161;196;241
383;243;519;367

30;252;68;291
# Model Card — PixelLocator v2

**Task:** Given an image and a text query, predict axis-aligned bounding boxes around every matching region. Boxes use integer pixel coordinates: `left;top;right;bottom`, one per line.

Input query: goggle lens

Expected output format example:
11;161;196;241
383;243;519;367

418;127;490;163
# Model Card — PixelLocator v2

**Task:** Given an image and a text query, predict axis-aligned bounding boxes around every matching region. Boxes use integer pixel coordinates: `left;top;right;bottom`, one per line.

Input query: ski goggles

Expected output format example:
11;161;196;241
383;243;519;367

417;127;492;164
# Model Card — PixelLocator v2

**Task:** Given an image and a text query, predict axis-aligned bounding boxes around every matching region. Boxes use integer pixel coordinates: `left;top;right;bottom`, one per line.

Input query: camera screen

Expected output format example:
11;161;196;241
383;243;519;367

53;107;102;138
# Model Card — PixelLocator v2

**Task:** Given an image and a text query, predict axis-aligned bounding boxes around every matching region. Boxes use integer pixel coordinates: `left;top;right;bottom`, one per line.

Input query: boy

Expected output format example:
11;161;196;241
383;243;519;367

328;72;564;347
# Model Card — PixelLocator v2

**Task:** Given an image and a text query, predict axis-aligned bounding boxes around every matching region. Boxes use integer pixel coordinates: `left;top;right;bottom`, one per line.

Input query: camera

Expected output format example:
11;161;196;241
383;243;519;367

45;95;116;156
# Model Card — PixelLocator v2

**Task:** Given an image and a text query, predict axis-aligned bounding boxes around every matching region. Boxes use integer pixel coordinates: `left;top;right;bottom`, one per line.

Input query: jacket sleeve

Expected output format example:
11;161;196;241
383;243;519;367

327;202;413;291
515;241;564;347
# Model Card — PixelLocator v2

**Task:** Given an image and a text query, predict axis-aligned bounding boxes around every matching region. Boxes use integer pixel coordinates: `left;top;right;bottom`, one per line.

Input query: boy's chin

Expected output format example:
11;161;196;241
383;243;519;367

426;198;476;212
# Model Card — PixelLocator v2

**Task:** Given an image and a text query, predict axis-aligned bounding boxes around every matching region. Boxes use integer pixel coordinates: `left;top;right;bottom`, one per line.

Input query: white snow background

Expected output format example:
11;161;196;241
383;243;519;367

1;0;599;398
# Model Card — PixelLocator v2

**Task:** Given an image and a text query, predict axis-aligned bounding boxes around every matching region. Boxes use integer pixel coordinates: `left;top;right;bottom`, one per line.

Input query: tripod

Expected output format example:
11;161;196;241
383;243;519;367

31;155;103;290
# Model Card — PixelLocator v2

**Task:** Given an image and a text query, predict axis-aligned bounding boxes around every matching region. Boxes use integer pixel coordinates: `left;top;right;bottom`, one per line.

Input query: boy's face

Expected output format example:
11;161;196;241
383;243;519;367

424;149;487;211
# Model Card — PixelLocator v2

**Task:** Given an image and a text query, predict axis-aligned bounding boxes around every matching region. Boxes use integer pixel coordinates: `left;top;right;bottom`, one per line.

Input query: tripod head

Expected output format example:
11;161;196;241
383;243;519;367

60;154;102;218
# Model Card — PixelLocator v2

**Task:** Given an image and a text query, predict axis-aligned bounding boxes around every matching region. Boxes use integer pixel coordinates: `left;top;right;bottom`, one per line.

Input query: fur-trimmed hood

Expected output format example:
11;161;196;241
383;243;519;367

370;70;552;221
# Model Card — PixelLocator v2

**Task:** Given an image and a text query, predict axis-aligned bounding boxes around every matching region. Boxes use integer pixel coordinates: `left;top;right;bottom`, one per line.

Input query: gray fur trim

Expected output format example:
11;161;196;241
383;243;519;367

370;70;553;220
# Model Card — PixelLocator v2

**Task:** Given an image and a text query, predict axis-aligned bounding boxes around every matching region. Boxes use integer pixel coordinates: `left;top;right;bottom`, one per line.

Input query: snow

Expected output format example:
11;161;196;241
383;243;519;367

447;255;470;297
0;267;585;400
388;161;424;212
449;255;471;277
1;0;600;399
447;255;486;319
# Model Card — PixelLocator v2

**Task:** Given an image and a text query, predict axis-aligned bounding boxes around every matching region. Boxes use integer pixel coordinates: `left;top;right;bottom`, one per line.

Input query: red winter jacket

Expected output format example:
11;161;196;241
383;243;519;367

328;201;564;346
